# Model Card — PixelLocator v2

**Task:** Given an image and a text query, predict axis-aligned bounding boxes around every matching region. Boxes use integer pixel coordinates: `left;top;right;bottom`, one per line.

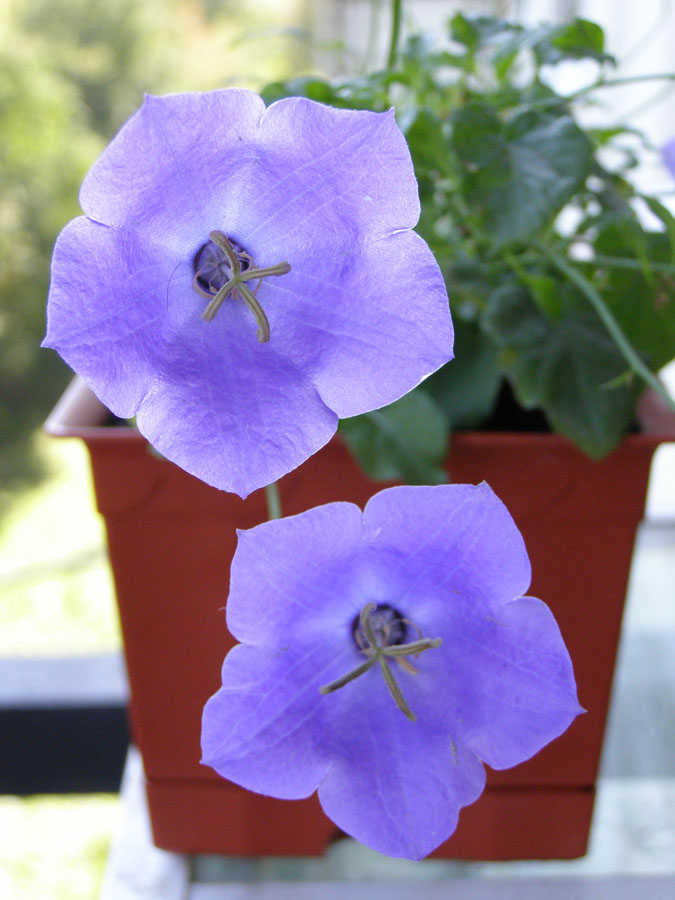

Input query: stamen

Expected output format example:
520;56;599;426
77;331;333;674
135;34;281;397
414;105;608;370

319;601;442;721
192;230;290;342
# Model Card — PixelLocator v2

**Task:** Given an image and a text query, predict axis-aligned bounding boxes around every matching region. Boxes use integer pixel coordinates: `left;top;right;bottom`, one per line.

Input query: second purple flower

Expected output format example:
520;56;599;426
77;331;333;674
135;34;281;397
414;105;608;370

202;483;583;859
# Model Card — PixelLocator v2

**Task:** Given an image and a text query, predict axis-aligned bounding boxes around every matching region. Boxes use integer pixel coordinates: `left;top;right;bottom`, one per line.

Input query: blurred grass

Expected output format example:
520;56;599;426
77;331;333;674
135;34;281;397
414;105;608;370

0;794;118;900
0;431;120;656
0;432;121;900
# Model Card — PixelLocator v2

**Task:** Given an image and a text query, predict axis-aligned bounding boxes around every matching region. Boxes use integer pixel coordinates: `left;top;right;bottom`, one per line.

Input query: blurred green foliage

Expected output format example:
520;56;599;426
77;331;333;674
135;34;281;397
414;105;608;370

0;0;304;510
264;14;675;481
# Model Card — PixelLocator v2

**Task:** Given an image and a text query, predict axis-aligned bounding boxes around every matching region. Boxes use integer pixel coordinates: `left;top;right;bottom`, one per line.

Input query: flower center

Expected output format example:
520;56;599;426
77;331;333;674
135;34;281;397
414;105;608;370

193;237;252;294
319;602;442;722
352;603;407;651
191;231;291;343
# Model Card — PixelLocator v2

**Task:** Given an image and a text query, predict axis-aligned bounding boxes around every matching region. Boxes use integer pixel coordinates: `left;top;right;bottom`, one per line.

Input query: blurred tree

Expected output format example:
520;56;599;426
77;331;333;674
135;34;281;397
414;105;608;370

0;0;185;508
0;44;100;501
0;0;307;513
17;0;184;137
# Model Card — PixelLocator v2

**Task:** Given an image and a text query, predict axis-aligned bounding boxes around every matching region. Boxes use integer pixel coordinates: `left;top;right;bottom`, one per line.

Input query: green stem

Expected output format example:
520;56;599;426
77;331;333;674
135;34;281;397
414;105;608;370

566;71;675;103
387;0;402;69
539;243;675;410
590;255;675;274
264;481;282;520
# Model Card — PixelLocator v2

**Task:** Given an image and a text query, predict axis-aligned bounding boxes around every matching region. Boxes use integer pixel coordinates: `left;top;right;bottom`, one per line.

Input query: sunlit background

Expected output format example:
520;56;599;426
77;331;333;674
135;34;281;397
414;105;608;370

1;1;674;898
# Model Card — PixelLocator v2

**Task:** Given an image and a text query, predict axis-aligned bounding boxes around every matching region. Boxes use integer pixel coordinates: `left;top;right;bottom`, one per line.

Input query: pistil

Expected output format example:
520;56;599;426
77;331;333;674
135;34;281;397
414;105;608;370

192;231;290;342
319;602;442;721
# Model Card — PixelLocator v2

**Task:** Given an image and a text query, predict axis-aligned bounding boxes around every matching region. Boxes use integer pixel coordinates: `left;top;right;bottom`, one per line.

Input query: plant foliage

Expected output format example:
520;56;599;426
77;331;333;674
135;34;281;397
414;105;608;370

263;13;675;476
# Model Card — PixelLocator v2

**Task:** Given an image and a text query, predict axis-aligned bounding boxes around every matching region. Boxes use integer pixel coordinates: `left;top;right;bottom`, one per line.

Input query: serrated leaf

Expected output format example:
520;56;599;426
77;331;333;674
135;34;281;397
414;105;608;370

451;106;592;246
449;14;519;52
339;390;449;485
423;319;502;429
482;284;640;456
403;108;452;175
533;19;612;65
594;229;675;370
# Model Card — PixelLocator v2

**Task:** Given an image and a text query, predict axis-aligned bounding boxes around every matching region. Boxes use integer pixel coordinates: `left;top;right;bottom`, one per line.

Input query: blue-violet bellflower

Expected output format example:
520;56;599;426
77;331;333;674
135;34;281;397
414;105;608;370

201;483;583;859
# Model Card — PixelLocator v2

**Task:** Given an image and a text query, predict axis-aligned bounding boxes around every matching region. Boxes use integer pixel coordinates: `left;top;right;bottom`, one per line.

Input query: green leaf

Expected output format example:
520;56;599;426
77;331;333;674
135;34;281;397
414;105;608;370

505;254;563;319
448;12;480;52
589;125;645;146
423;319;502;429
339;390;449;484
450;103;502;167
641;195;675;263
430;49;473;72
534;19;611;65
449;14;518;53
482;283;640;457
403;107;451;175
451;106;592;246
593;229;675;370
260;77;336;105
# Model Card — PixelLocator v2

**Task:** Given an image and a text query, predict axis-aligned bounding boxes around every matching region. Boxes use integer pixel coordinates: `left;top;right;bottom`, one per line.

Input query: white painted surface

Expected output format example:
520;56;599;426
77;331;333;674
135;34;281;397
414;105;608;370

100;749;189;900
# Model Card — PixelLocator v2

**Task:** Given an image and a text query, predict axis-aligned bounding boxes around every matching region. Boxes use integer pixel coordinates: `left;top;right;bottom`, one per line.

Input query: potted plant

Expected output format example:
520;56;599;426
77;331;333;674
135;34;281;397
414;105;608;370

45;10;674;860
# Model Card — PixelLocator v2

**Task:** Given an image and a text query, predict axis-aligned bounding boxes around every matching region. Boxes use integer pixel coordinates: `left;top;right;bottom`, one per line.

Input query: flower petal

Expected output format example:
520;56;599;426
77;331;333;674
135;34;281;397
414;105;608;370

317;670;486;859
247;99;421;256
80;90;266;253
43;217;171;417
362;483;532;609
227;502;365;645
202;643;338;799
264;230;453;418
135;319;338;497
426;594;583;769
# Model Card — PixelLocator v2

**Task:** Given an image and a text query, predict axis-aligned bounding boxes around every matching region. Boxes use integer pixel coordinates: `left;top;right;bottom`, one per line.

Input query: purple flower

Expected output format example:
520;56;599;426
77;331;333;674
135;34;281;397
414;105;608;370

43;89;453;497
201;483;582;859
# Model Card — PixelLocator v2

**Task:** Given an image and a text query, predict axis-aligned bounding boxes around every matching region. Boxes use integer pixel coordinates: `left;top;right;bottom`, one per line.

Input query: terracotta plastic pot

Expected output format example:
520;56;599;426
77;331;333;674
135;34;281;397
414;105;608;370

45;377;665;859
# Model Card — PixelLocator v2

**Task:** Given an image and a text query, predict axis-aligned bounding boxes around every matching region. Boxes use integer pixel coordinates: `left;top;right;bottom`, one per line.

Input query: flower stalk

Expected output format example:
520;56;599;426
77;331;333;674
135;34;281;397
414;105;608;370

264;481;283;520
387;0;403;69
